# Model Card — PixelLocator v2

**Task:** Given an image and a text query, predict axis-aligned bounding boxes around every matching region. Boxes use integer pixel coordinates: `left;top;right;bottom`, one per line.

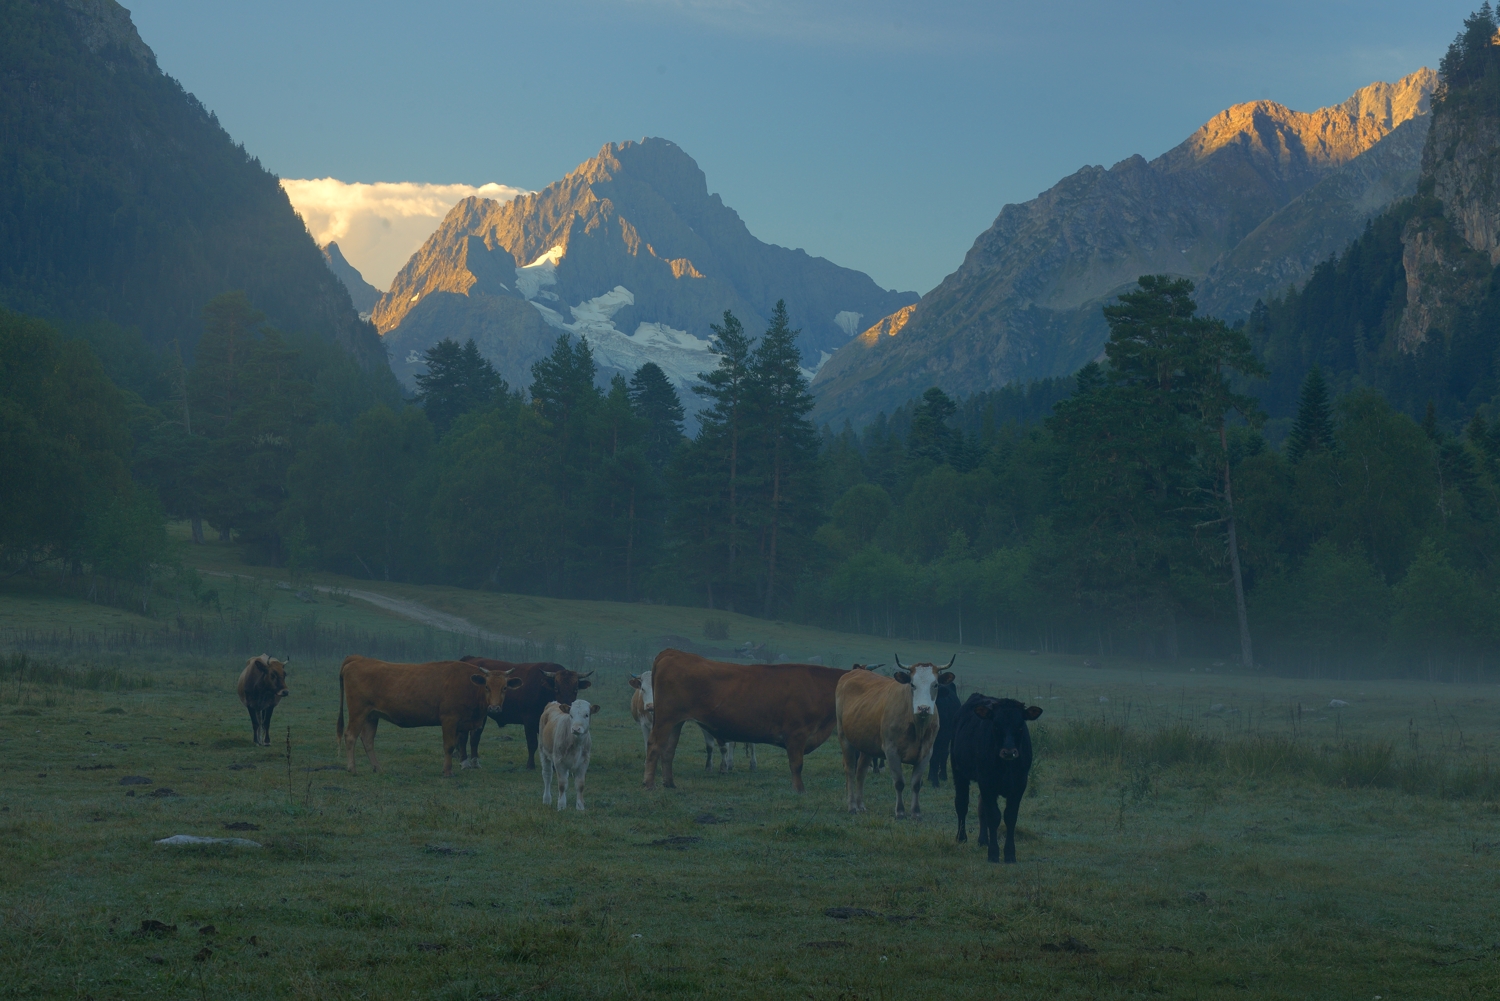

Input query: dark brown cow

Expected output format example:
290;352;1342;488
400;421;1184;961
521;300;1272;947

237;654;289;747
458;657;592;769
337;656;522;776
644;649;845;792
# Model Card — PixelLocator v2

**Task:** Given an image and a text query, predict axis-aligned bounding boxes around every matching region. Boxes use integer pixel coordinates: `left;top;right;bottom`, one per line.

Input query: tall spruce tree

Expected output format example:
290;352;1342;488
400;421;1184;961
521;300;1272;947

414;338;505;437
692;311;755;609
747;300;820;615
628;362;685;471
1286;366;1336;463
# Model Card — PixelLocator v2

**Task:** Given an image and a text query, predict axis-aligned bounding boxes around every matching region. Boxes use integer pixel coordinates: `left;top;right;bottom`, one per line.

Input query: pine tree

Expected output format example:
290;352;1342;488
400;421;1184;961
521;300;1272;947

747;300;820;616
907;387;958;465
692;311;755;609
414;338;504;437
628;362;685;471
1286;366;1335;463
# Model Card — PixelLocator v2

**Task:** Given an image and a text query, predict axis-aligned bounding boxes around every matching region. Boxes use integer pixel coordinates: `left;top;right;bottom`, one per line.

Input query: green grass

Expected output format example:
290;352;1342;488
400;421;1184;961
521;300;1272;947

4;631;1500;998
4;544;1500;997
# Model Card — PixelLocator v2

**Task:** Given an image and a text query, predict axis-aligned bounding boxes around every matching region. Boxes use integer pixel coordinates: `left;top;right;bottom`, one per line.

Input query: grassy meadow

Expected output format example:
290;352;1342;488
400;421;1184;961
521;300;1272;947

3;543;1500;998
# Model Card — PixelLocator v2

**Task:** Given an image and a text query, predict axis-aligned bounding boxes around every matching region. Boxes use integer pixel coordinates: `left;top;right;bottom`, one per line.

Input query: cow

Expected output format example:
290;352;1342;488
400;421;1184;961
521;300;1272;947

925;679;962;785
237;654;289;748
336;656;522;777
643;649;845;792
458;657;591;769
540;699;596;811
835;654;954;818
951;694;1043;863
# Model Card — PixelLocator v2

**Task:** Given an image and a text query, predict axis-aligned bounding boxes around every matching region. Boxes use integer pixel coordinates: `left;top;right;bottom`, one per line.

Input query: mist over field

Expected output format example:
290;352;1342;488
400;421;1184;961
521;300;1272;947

4;0;1500;997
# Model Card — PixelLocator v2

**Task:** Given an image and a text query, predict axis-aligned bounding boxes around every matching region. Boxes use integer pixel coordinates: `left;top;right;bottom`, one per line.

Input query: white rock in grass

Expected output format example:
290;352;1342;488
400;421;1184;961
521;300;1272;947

1210;704;1225;712
1329;699;1350;708
155;835;261;847
1097;696;1109;703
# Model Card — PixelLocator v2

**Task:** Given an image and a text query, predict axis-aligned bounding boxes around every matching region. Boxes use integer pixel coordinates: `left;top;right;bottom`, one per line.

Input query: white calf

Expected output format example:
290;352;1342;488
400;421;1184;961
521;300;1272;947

540;699;596;811
629;671;654;753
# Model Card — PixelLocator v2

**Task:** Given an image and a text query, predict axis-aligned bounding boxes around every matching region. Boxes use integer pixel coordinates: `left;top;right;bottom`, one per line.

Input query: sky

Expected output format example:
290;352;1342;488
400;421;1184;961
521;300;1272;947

128;0;1469;295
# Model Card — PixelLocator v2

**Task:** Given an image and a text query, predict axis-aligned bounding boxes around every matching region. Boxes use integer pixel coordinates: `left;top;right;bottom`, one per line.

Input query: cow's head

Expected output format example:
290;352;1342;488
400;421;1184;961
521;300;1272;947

971;697;1042;761
470;668;524;713
628;671;655;716
892;654;955;721
555;699;598;737
251;655;290;703
539;665;593;704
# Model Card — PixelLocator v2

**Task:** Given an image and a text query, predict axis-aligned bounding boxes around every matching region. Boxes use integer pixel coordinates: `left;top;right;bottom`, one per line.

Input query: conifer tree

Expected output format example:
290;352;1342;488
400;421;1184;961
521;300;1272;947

747;300;819;615
1286;366;1335;463
414;338;504;437
628;362;685;471
692;311;755;608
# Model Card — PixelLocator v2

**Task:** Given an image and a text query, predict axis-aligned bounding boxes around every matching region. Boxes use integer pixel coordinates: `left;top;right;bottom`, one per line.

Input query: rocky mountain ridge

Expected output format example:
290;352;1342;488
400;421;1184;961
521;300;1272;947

811;69;1437;427
373;139;918;399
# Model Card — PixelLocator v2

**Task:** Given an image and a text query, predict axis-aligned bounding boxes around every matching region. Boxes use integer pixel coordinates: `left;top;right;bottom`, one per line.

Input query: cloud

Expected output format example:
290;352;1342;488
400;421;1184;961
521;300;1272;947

280;178;529;291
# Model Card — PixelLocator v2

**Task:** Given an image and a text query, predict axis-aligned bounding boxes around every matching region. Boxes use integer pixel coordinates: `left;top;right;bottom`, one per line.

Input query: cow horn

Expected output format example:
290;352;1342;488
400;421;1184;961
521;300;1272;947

579;671;594;679
540;669;559;677
893;654;904;670
945;654;955;669
282;655;291;666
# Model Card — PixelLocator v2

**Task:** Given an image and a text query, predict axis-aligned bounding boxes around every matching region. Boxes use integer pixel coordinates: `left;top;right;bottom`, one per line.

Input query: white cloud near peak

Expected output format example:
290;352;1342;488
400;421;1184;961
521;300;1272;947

280;178;529;291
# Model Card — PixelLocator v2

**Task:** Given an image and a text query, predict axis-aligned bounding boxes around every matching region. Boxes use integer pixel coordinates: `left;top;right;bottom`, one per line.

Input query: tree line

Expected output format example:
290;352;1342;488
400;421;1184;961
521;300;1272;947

5;271;1500;679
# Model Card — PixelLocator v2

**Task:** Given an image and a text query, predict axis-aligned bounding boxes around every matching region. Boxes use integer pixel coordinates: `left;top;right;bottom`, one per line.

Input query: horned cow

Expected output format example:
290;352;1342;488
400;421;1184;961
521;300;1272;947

835;654;955;818
458;657;591;769
237;654;289;748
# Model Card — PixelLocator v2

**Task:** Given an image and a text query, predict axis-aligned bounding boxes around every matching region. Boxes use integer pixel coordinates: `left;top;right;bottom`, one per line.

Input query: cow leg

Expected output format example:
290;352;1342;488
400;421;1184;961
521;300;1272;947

983;793;1002;863
524;719;540;770
556;763;570;811
745;743;757;771
441;720;461;777
359;717;381;773
954;774;970;843
263;705;276;747
639;719;651;756
840;737;861;813
786;739;808;794
464;717;485;769
910;755;928;820
246;705;262;747
886;740;907;819
541;751;554;805
721;738;734;773
1002;794;1021;864
573;758;588;812
853;752;873;812
646;720;684;790
662;721;683;789
702;726;715;770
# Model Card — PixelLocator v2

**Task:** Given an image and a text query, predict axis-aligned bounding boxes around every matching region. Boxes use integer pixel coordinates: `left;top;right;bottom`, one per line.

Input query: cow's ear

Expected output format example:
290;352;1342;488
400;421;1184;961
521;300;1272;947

1025;706;1043;720
506;677;524;690
892;670;912;685
973;703;993;718
937;671;955;686
628;676;642;689
590;704;601;715
254;659;269;674
556;703;571;714
471;674;488;686
576;679;592;691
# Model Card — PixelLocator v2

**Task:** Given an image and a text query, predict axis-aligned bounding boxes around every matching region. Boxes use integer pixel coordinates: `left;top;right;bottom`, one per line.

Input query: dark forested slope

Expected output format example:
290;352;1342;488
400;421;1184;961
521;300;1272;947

0;0;386;370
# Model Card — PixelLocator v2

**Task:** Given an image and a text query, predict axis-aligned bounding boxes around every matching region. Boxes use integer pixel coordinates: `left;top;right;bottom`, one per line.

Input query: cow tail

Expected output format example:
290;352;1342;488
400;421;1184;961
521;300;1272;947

336;665;346;742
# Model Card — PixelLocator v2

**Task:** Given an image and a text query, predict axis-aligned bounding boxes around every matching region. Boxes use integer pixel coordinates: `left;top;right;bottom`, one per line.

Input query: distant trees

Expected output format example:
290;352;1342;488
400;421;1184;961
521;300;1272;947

414;338;505;437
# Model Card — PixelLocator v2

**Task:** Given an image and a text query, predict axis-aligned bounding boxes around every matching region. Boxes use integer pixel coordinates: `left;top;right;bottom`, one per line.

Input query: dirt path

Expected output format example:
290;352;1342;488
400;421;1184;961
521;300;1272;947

203;572;523;644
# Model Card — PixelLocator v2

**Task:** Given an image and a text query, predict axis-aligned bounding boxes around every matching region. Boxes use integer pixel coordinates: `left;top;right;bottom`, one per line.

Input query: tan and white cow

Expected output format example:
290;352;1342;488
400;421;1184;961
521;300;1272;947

835;654;955;818
540;699;596;811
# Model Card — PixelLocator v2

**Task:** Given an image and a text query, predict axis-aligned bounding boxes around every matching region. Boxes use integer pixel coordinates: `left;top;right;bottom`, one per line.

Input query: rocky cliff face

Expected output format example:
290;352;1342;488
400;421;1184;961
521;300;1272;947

322;242;382;317
375;139;917;397
1395;69;1500;351
811;70;1436;428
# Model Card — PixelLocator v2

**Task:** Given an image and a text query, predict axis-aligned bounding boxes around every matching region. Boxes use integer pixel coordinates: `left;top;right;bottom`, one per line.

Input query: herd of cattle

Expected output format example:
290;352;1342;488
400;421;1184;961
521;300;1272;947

236;648;1045;863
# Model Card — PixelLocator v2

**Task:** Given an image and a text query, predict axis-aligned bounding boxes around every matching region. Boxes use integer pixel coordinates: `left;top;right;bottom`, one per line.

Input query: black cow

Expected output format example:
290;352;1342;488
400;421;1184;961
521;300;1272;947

458;657;591;769
951;694;1042;863
925;680;961;785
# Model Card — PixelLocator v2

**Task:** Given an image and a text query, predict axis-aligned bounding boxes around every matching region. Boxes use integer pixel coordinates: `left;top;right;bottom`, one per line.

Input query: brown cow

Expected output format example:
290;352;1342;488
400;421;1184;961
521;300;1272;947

836;655;955;818
337;656;523;776
644;649;845;792
458;657;592;769
237;654;289;747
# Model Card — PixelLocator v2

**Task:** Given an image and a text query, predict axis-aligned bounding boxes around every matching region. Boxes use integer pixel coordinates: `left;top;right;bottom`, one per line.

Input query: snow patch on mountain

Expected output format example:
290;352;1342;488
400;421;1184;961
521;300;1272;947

834;310;863;337
516;245;565;301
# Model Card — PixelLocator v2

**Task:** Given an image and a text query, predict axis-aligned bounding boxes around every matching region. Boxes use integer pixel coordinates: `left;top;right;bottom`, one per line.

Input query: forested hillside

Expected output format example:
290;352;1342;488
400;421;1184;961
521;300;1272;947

0;0;387;370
